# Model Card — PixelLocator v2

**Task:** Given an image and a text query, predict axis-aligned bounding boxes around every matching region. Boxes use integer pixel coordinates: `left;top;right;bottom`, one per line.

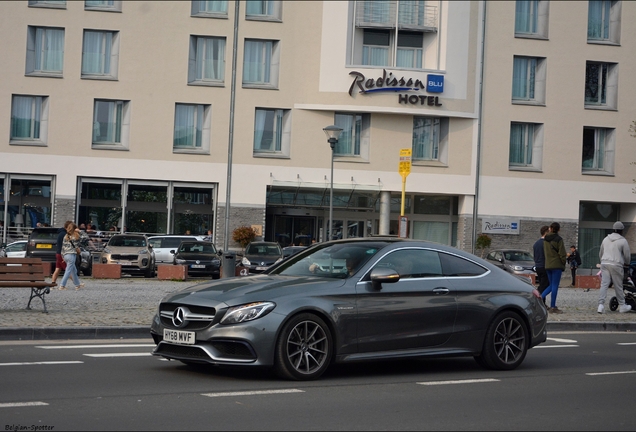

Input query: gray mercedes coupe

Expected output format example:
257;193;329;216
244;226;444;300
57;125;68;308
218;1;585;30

151;238;548;380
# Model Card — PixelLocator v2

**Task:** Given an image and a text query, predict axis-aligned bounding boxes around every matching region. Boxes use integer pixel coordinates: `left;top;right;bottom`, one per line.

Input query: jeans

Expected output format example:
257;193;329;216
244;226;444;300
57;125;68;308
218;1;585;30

542;269;563;308
60;253;81;288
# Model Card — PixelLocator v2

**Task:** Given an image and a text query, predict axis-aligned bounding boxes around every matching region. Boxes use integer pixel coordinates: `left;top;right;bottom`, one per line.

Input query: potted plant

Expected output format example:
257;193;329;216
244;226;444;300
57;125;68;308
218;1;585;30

475;233;492;258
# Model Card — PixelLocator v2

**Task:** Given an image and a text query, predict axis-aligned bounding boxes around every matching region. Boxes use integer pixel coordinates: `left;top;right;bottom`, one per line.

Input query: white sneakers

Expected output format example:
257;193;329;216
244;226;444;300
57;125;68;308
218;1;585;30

597;304;604;314
619;304;632;313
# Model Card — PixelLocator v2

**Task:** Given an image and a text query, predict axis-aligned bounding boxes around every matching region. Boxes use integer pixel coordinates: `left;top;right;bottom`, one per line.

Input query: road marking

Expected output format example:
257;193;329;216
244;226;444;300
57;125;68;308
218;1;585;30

547;337;578;343
83;353;152;358
0;361;83;366
202;389;305;398
535;345;579;349
417;379;499;386
36;344;154;349
617;342;636;346
586;370;636;376
0;402;48;408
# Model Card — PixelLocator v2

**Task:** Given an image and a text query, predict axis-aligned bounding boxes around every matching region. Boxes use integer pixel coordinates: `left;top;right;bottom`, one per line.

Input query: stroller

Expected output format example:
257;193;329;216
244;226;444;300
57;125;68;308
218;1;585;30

608;266;636;311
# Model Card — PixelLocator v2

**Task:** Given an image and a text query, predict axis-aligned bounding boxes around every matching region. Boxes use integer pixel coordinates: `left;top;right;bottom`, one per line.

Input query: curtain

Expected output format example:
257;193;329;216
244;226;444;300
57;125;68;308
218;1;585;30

243;40;271;84
509;124;524;165
398;1;424;26
86;0;114;6
396;48;421;68
83;31;111;75
196;37;225;81
246;0;272;16
35;28;64;72
93;101;121;144
413;221;449;245
362;46;389;66
11;96;40;139
253;109;267;150
515;0;537;34
587;1;609;40
334;114;353;155
363;0;391;24
200;0;227;13
512;57;535;100
173;104;202;148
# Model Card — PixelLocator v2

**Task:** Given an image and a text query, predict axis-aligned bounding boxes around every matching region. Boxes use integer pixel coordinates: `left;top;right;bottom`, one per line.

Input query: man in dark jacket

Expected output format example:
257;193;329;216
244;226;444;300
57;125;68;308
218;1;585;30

51;221;72;285
533;225;550;295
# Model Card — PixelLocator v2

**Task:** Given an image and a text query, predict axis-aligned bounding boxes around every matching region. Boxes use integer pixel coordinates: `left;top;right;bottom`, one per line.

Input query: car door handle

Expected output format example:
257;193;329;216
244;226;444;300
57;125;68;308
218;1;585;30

432;288;450;295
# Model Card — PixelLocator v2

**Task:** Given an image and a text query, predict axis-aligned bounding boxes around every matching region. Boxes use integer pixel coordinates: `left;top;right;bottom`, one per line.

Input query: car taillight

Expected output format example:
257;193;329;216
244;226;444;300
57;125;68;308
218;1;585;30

532;289;541;299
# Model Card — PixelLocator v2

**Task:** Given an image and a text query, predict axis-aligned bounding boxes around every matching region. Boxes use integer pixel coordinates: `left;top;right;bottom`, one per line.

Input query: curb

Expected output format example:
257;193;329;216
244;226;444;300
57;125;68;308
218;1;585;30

0;322;635;341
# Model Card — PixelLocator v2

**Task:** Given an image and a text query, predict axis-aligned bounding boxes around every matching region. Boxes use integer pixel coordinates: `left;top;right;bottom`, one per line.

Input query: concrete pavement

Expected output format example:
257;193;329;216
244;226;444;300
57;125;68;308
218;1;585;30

0;275;635;341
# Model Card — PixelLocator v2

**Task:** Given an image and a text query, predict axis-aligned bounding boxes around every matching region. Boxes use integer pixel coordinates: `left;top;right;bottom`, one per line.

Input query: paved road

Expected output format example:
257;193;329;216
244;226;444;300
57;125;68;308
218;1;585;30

0;275;635;340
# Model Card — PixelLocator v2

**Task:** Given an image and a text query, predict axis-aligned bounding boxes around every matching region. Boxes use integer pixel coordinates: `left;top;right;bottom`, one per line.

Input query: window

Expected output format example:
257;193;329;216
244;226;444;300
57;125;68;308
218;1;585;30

243;39;279;88
92;99;130;150
585;61;618;109
582;127;615;175
253;108;291;157
84;0;121;12
28;0;66;8
512;56;546;105
334;113;370;159
514;0;549;39
81;30;119;79
351;0;437;68
188;36;225;85
173;104;211;153
10;95;48;145
245;0;281;21
375;249;443;279
509;122;543;171
588;0;621;44
412;117;448;165
25;26;65;76
191;0;228;17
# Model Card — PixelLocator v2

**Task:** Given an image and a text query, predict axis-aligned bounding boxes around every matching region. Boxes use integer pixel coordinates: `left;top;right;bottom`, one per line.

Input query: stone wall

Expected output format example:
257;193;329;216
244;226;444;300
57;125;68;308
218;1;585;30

215;206;266;251
53;197;76;228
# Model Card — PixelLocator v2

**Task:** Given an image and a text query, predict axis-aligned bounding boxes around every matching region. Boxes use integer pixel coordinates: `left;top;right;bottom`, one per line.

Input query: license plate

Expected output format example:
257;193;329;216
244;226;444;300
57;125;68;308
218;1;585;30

117;261;131;265
191;264;206;269
256;266;268;271
36;244;52;249
163;329;195;345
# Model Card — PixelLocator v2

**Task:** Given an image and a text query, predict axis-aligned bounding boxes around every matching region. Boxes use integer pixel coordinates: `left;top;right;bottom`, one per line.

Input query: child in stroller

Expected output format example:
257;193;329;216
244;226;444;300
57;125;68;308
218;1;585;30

599;265;636;311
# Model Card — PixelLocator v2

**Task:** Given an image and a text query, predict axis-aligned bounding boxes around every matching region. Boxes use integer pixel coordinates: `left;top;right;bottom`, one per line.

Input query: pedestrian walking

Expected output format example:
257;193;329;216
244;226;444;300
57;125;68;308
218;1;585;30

51;220;72;285
597;221;632;314
566;245;582;287
59;223;87;291
542;222;567;313
533;225;550;297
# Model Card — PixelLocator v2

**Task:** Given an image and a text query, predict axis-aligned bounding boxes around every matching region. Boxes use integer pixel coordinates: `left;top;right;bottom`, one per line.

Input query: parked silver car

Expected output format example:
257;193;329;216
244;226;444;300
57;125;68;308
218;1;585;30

151;238;548;380
486;249;536;276
100;234;155;277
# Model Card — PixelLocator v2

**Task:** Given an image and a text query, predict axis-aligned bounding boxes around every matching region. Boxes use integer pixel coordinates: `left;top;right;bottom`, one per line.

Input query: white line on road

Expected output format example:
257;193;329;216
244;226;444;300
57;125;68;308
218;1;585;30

0;361;83;366
202;389;305;398
417;379;500;386
547;337;578;343
617;342;636;346
534;344;579;349
36;344;155;349
83;353;152;358
586;370;636;376
0;402;48;408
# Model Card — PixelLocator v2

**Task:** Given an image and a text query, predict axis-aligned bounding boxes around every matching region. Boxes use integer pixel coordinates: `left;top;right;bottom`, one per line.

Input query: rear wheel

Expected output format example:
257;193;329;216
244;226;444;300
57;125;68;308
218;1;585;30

275;313;332;381
609;297;619;311
475;311;528;370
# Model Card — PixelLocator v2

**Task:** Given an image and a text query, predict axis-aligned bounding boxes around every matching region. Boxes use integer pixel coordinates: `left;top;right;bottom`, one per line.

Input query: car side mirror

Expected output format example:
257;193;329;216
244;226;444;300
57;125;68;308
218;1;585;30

170;250;175;254
369;268;400;290
217;249;223;256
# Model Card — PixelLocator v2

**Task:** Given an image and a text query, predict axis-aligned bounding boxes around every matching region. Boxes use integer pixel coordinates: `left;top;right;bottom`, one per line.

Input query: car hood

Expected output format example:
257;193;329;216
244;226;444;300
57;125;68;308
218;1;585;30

161;274;344;308
104;246;147;253
245;254;280;264
506;260;535;268
176;252;219;260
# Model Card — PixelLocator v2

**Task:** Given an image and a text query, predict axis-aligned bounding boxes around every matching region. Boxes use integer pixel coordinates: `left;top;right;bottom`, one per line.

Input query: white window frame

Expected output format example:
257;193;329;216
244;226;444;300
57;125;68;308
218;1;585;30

81;30;120;80
84;0;122;12
582;127;615;175
245;0;282;22
25;26;65;77
512;56;546;105
509;122;543;171
187;36;226;86
585;61;618;110
191;0;228;18
334;112;370;162
514;0;549;39
252;108;291;158
92;99;130;151
587;0;621;45
242;39;280;89
412;117;448;166
28;0;66;9
10;95;49;147
173;103;212;154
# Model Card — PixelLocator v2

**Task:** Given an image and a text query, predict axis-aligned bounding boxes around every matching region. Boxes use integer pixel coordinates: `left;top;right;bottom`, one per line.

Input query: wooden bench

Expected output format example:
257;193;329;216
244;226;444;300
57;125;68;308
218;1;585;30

0;257;56;313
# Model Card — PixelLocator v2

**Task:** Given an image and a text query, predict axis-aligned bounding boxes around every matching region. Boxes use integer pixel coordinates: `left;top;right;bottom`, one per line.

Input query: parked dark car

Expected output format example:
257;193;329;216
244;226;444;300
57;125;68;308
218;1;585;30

151;238;548;380
172;241;221;279
25;227;59;262
282;245;308;259
241;241;283;273
486;249;536;276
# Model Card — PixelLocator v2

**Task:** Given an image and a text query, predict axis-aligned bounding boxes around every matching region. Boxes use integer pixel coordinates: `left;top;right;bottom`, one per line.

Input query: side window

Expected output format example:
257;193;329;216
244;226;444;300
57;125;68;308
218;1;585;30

148;238;162;248
439;253;487;277
374;249;442;279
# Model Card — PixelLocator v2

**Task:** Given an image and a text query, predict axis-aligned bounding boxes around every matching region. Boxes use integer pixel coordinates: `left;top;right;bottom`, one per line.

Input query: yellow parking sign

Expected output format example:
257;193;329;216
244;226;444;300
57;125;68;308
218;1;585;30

398;148;411;177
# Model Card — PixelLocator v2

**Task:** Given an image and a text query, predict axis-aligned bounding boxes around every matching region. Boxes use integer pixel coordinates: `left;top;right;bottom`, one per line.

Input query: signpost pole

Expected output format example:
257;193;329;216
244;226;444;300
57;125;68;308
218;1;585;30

398;149;411;238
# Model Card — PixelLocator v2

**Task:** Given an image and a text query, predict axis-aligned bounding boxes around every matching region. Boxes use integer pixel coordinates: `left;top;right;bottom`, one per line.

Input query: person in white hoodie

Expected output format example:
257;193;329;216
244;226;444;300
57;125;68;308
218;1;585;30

598;221;632;314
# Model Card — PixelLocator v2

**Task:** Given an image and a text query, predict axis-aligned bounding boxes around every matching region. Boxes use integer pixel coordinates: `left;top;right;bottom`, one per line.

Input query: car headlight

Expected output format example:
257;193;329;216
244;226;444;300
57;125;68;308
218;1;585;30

138;249;149;254
513;265;524;271
220;302;276;325
175;259;186;265
103;247;111;253
212;259;220;265
241;257;251;266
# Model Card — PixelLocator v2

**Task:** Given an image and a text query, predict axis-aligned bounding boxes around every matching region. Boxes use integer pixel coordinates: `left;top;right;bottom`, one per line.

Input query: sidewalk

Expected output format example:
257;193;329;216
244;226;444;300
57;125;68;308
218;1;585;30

0;276;634;341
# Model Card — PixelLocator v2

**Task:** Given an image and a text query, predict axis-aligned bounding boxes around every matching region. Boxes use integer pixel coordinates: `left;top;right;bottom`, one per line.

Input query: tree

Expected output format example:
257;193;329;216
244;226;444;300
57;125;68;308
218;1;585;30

475;233;492;258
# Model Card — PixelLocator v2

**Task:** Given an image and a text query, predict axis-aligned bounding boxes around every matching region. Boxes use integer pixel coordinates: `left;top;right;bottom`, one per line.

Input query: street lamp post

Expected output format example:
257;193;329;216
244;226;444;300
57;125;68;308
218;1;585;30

323;125;343;242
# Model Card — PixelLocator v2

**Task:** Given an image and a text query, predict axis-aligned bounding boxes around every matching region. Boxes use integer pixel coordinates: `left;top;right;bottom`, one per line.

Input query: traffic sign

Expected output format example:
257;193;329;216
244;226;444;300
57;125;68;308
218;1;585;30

398;148;411;177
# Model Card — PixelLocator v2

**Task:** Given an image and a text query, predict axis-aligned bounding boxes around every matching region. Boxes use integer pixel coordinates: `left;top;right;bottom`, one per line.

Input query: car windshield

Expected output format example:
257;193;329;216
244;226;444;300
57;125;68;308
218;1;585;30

246;244;282;256
271;242;384;279
108;236;146;247
504;252;533;262
30;231;58;240
178;243;216;254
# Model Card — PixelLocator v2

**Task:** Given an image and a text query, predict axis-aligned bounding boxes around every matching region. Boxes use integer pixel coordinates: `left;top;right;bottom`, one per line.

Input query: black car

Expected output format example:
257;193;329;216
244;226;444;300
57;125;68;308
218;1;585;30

173;241;221;279
241;241;283;273
282;245;308;259
151;238;548;380
25;227;59;262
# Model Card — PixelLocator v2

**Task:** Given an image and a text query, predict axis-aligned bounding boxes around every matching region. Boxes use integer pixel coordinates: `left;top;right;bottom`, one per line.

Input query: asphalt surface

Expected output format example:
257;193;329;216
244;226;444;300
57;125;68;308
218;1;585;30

0;274;635;340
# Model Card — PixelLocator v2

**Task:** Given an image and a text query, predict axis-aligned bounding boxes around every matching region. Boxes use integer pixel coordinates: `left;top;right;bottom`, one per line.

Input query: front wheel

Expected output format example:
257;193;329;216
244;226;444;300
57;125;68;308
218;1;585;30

274;313;332;381
475;311;528;370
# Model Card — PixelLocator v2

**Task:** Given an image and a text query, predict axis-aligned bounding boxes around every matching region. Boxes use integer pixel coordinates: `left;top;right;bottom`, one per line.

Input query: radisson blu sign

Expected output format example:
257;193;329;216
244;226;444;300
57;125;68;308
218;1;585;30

348;69;444;107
